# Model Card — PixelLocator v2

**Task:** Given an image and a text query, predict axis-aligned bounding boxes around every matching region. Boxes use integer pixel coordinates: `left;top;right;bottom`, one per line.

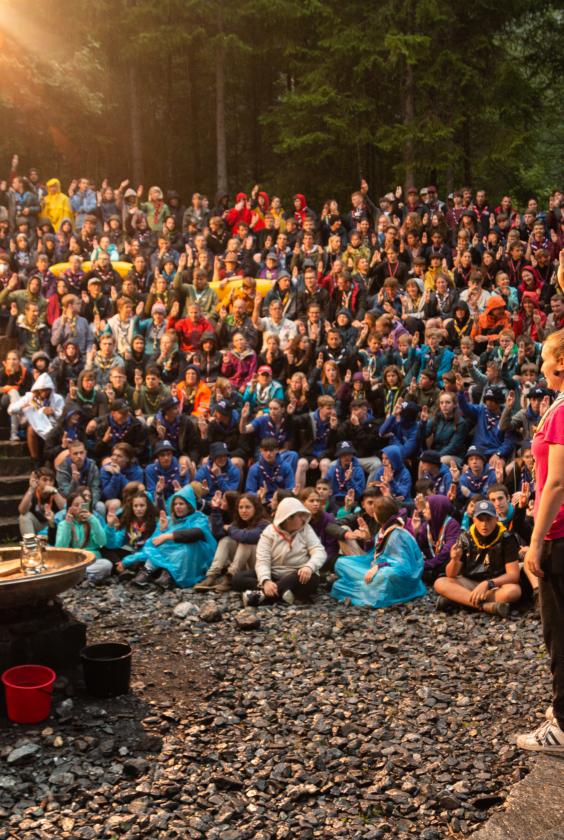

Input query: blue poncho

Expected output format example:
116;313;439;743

331;521;426;608
123;485;216;587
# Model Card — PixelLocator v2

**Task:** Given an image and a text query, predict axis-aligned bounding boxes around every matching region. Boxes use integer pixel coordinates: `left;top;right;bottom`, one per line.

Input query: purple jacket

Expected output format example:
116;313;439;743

221;349;257;391
309;510;340;561
406;494;461;572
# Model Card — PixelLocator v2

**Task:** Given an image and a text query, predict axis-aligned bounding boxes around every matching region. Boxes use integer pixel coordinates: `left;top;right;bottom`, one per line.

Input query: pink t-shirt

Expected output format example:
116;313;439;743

532;401;564;540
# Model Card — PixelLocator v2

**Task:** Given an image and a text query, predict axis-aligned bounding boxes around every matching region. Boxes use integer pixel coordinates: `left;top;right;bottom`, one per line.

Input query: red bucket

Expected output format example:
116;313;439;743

2;665;56;724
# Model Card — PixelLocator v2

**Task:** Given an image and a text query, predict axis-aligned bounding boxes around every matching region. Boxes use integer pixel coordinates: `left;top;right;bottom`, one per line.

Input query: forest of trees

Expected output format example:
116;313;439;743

0;0;562;207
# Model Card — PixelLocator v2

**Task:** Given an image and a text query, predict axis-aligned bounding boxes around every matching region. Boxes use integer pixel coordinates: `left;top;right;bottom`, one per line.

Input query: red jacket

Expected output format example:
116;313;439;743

168;315;213;353
226;192;253;233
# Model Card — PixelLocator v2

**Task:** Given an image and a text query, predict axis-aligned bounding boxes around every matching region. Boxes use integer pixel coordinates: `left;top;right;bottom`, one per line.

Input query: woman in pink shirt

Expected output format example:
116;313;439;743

517;328;564;753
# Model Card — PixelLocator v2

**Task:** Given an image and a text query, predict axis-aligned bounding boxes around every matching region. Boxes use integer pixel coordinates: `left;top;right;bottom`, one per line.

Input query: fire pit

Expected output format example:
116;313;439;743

0;547;94;609
0;548;94;674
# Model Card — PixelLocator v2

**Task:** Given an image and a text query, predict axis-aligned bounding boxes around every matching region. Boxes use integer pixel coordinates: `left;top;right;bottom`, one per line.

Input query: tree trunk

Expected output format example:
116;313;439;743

462;117;472;185
215;4;228;196
403;59;415;190
128;65;144;185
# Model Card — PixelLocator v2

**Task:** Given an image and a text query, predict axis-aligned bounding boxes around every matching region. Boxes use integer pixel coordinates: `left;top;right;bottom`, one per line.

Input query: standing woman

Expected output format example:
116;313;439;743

518;328;564;753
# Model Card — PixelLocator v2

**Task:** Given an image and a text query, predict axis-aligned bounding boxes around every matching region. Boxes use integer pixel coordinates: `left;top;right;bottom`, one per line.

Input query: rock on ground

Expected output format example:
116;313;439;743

0;579;552;839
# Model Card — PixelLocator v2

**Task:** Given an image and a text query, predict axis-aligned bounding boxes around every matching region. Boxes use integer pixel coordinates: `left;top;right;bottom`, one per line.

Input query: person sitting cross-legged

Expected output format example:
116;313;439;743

234;497;326;606
434;499;521;617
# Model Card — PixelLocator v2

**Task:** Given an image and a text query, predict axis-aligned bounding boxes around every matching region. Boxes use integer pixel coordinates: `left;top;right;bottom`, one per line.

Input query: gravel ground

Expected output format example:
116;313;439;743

0;580;550;839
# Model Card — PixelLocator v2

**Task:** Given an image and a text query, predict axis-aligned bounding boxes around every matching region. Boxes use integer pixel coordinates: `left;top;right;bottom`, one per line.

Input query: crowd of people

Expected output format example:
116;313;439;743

2;160;564;751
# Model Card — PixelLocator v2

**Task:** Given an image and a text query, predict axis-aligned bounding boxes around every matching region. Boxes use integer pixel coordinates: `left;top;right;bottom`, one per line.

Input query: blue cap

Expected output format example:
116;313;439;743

473;500;497;519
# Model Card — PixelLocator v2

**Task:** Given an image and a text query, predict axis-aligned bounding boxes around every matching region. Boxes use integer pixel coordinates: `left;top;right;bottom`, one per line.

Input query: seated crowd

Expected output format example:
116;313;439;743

1;165;564;613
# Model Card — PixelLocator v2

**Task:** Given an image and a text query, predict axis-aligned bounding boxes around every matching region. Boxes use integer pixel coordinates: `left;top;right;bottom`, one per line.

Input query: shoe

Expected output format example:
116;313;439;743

154;570;174;590
546;705;557;725
516;719;564;753
118;569;135;582
436;596;451;612
193;574;218;592
10;432;19;442
214;575;232;593
489;602;510;618
242;590;264;607
281;589;295;605
132;569;152;588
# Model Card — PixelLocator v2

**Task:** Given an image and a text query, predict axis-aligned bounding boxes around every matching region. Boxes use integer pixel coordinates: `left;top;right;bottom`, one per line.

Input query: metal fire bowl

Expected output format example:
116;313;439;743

0;548;95;609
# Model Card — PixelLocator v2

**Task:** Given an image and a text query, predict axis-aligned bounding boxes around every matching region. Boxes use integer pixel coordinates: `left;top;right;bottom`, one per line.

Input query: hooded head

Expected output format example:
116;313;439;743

46;178;62;194
200;330;218;350
258;191;270;211
521;290;541;309
426;494;454;540
382;445;404;475
235;192;248;203
273;497;311;530
170;484;196;520
31;372;56;393
293;194;307;209
454;299;470;324
485;295;507;316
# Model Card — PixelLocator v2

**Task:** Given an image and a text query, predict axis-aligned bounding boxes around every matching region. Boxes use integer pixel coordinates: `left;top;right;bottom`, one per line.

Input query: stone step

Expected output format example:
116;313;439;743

471;756;564;840
0;496;20;517
0;440;27;457
0;457;32;477
0;517;19;543
0;475;30;496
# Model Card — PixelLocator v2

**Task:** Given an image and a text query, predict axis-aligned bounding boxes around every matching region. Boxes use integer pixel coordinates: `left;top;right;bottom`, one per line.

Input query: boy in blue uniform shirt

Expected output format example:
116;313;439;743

245;438;295;505
327;441;366;512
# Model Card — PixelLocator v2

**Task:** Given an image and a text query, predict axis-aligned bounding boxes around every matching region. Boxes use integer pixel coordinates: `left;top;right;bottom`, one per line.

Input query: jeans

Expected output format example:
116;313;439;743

540;539;564;730
231;570;320;601
208;537;256;577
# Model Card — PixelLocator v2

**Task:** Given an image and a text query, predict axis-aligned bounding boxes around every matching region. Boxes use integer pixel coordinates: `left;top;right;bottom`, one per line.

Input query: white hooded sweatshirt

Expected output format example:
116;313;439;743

255;497;327;585
9;372;64;439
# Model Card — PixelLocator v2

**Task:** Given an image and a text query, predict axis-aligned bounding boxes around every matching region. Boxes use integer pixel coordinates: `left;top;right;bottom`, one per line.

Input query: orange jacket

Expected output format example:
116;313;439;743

471;295;511;341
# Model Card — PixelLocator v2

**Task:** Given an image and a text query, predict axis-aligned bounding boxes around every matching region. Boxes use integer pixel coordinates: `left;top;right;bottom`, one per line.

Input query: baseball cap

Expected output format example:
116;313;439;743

465;445;486;461
258;365;272;376
483;386;504;403
528;386;547;399
109;399;130;413
214;400;232;416
473;500;497;519
335;441;356;457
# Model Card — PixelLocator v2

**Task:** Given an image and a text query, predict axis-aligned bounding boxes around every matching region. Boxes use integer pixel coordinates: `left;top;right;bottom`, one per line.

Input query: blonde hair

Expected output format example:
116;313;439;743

544;328;564;362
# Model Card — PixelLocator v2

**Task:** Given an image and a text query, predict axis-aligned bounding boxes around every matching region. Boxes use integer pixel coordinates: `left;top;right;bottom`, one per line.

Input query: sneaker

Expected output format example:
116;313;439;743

132;569;152;588
118;569;136;582
10;432;19;442
281;589;295;605
546;705;557;725
193;574;218;592
154;570;174;590
242;590;264;607
214;575;232;593
516;719;564;754
436;596;452;612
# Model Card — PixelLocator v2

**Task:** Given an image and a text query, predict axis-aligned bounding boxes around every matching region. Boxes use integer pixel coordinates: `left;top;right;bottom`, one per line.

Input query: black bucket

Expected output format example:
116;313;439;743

80;642;132;698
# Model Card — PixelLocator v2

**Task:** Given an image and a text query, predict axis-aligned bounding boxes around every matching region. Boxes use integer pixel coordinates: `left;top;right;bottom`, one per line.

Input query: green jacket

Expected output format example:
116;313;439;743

55;514;107;558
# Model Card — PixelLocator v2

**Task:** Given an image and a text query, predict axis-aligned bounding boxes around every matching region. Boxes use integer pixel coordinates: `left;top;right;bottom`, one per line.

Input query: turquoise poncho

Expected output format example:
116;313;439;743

123;485;216;587
331;521;426;608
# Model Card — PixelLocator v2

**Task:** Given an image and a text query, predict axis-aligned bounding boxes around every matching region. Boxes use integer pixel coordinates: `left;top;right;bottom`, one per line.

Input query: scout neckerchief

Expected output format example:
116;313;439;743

469;520;506;550
426;516;452;556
